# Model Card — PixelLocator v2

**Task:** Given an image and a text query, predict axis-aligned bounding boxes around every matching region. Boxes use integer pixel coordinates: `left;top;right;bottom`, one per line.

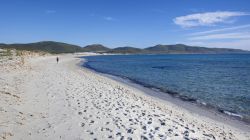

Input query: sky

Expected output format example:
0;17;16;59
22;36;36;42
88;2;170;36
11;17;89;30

0;0;250;50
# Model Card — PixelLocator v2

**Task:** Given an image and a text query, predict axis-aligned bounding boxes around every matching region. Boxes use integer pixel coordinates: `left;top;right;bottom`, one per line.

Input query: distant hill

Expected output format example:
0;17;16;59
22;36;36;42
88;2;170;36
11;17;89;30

105;44;248;54
0;41;82;53
144;44;247;54
107;47;145;54
0;41;248;54
82;44;110;52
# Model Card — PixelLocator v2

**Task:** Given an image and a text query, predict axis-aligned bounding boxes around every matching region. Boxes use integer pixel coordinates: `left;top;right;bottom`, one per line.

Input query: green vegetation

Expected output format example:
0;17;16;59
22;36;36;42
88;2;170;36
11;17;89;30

0;41;82;54
107;47;145;54
0;50;5;57
82;44;110;52
0;49;12;57
6;49;12;56
107;44;248;54
0;41;248;54
144;44;247;54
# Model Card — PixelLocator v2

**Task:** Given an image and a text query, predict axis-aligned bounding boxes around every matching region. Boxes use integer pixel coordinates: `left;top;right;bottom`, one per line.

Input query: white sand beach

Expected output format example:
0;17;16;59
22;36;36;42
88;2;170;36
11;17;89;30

0;53;250;140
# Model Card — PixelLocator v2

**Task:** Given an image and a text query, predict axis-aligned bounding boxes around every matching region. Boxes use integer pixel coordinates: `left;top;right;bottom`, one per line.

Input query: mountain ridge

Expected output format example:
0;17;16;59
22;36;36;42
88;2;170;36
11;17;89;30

0;41;248;54
82;44;110;52
0;41;83;53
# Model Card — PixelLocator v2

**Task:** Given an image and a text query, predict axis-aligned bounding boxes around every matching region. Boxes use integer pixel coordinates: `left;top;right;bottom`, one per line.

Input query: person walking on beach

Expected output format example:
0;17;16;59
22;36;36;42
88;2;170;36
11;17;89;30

56;57;59;64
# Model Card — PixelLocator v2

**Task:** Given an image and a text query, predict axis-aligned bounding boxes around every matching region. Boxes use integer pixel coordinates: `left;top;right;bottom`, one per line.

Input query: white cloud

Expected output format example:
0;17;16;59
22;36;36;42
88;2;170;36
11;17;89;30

189;24;250;36
189;32;250;40
174;11;249;28
103;16;115;21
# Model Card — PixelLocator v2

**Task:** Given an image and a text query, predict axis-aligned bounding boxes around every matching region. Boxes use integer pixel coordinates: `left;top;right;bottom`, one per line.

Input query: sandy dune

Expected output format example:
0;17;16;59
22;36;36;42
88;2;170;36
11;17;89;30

0;54;249;140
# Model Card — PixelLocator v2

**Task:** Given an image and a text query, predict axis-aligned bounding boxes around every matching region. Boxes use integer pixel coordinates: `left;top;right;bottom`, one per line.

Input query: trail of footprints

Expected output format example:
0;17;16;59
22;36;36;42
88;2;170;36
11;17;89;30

28;62;238;140
58;70;236;140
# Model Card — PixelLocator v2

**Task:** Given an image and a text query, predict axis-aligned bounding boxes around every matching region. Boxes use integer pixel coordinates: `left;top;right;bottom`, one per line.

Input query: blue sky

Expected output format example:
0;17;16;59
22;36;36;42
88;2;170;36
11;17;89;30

1;0;250;50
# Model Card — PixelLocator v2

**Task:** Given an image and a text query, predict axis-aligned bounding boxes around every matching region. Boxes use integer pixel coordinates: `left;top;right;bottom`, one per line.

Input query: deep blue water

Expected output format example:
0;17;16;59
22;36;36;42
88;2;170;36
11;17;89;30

83;54;250;121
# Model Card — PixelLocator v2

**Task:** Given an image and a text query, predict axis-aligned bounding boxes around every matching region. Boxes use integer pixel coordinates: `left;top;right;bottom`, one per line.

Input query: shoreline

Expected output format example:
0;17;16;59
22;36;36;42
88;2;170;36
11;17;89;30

81;57;250;131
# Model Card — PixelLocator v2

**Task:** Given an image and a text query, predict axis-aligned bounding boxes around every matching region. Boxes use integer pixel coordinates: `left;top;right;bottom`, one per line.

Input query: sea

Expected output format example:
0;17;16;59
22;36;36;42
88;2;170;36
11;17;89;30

82;54;250;122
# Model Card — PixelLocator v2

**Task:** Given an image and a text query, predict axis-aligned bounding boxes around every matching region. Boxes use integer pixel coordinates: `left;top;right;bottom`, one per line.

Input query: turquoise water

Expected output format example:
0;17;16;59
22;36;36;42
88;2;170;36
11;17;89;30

83;54;250;122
